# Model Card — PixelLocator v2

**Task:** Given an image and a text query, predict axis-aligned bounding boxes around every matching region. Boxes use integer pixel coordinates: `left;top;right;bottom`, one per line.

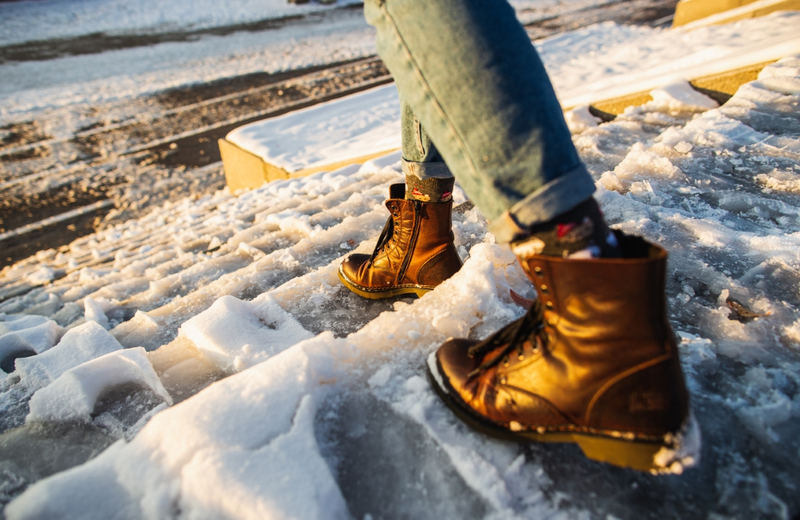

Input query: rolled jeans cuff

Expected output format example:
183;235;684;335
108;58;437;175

488;165;597;243
402;158;454;180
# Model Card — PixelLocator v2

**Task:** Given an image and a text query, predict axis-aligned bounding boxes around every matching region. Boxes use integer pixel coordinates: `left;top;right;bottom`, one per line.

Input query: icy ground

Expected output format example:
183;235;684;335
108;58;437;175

0;44;799;517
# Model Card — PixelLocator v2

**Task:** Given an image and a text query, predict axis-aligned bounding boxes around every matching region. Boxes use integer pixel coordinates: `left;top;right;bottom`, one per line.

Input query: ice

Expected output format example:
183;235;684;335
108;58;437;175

26;348;171;423
180;295;314;371
14;322;122;391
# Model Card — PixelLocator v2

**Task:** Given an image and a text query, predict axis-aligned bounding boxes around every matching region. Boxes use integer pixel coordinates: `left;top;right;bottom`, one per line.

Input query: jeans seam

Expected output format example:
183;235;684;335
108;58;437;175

379;1;480;181
414;116;425;157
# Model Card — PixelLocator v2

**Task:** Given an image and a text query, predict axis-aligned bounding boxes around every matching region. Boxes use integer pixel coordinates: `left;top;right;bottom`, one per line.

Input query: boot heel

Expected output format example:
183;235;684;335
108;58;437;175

573;412;700;474
572;435;667;473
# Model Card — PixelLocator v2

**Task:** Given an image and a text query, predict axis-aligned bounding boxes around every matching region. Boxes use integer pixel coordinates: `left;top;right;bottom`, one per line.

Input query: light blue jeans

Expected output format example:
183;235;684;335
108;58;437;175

365;0;597;242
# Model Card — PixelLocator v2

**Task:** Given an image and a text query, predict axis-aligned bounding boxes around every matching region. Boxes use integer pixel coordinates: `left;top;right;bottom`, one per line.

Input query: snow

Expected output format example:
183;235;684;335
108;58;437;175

648;80;720;112
13;321;123;392
1;8;800;520
7;334;350;520
180;294;315;371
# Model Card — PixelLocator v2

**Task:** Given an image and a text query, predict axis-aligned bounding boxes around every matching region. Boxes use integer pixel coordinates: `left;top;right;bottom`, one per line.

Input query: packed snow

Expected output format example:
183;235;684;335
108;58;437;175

1;5;800;520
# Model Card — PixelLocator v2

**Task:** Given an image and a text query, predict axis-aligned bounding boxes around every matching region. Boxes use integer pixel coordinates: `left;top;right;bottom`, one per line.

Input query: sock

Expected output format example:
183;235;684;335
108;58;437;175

405;174;455;203
513;198;621;259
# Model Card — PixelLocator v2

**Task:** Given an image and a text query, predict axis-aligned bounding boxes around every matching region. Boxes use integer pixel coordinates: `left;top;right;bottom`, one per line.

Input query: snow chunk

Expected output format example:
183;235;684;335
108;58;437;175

26;347;171;422
180;295;314;371
758;54;800;94
759;76;800;95
759;55;800;79
0;314;61;356
264;209;322;236
564;105;601;134
613;143;684;182
83;297;110;330
648;80;718;113
785;318;800;345
179;394;348;520
652;413;702;475
368;365;392;388
27;266;55;285
15;321;123;390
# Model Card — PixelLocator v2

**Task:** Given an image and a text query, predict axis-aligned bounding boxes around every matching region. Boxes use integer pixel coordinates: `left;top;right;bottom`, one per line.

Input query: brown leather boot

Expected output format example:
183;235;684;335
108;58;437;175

427;231;698;473
339;184;463;299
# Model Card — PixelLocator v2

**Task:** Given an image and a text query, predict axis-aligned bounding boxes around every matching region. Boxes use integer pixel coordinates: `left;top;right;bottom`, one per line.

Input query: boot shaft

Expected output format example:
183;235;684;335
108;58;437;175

515;232;673;362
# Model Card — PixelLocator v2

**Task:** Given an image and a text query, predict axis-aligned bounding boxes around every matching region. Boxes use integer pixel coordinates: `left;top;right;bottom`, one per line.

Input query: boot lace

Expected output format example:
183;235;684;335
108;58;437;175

367;215;395;265
467;298;547;379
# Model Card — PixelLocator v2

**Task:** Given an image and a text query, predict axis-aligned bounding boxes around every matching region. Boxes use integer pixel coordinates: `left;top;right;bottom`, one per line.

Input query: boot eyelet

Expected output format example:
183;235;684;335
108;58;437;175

545;301;553;309
533;266;543;276
540;284;548;294
518;354;525;361
500;377;507;385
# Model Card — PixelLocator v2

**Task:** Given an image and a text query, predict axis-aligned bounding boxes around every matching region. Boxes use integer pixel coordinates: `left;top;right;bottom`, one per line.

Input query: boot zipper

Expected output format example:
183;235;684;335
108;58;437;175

397;200;421;283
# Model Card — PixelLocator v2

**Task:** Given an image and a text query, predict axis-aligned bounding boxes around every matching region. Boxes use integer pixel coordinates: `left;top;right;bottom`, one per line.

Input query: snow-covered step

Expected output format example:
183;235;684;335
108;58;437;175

219;84;402;192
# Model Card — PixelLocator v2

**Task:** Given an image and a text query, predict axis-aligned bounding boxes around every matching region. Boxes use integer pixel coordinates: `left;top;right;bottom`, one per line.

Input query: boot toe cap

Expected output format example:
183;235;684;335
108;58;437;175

433;338;481;402
340;254;369;283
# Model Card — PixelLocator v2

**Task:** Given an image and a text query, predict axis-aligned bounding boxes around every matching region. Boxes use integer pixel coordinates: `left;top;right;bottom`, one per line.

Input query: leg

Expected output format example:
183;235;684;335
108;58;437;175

365;0;597;242
400;99;455;204
363;0;696;471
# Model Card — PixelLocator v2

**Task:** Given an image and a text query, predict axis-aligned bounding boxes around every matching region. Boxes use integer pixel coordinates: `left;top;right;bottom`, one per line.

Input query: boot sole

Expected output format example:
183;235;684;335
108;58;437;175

426;352;699;474
338;267;433;299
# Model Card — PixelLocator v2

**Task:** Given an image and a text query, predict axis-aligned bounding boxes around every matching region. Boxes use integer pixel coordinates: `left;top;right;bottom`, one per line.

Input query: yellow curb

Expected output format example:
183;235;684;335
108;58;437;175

673;0;800;28
567;60;776;116
219;137;399;192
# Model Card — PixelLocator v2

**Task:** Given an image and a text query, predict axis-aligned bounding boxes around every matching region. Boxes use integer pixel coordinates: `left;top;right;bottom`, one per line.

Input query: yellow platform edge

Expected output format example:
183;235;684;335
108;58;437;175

569;60;775;116
219;137;399;192
673;0;800;27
